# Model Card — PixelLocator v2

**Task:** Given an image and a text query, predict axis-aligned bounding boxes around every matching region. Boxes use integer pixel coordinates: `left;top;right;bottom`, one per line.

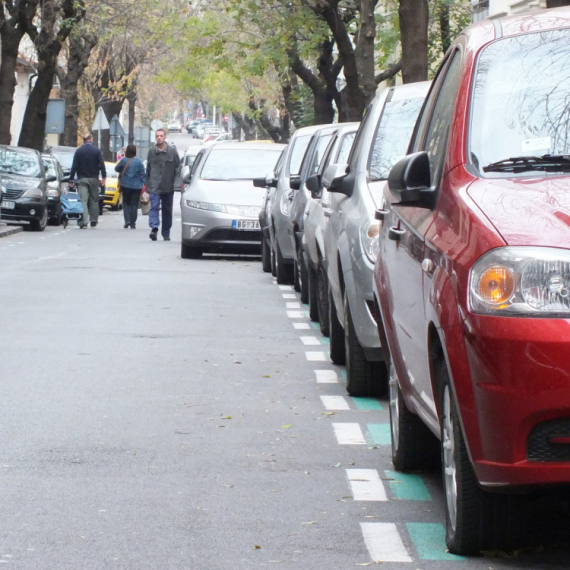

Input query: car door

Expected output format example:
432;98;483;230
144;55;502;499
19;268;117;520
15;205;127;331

381;50;463;423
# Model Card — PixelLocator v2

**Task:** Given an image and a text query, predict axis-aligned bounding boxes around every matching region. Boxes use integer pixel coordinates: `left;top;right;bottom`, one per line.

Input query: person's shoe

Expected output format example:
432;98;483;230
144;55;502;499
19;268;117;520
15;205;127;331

130;224;136;229
90;221;97;227
79;223;87;229
163;235;170;241
149;229;158;241
124;223;129;229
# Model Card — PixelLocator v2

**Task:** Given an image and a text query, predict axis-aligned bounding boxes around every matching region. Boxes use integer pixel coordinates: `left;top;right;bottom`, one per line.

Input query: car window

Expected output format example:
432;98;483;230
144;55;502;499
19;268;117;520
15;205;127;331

0;149;41;177
43;158;58;178
51;151;74;170
336;132;356;164
274;149;286;176
348;102;374;168
200;148;282;180
191;152;205;177
470;29;570;174
183;154;196;168
288;134;312;176
368;96;425;181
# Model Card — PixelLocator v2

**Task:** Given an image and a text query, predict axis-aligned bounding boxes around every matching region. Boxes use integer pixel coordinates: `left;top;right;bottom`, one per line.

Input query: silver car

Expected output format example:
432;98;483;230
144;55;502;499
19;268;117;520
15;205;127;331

269;124;324;284
322;81;431;397
180;142;285;259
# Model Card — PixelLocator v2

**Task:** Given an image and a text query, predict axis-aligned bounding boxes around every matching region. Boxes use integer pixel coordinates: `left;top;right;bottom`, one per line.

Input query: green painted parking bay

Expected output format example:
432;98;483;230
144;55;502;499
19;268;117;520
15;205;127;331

406;523;465;561
352;397;383;411
384;470;431;501
366;423;391;445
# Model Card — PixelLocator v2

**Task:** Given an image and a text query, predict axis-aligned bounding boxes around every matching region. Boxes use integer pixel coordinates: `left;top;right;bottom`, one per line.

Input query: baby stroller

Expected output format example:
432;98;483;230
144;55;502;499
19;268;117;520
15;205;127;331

60;190;84;229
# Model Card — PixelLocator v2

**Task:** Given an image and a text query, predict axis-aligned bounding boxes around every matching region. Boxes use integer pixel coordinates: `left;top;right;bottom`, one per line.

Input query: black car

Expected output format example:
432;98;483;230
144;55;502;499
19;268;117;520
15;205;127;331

48;145;75;177
41;154;66;226
0;145;55;231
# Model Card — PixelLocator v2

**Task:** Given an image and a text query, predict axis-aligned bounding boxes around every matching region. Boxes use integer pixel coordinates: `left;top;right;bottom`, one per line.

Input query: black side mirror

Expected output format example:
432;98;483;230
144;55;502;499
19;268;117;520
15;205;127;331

322;163;351;196
387;152;436;209
253;177;266;188
306;175;322;199
290;175;301;191
62;175;70;182
46;175;57;183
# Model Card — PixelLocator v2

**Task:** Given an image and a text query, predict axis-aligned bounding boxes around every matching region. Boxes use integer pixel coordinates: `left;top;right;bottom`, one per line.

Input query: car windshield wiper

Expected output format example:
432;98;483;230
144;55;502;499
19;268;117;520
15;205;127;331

483;154;570;173
0;169;21;176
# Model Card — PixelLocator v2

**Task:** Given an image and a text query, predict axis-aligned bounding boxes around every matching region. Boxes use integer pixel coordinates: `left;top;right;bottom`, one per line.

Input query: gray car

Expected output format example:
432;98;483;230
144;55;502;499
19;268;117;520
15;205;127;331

322;81;431;397
268;124;324;284
180;142;285;259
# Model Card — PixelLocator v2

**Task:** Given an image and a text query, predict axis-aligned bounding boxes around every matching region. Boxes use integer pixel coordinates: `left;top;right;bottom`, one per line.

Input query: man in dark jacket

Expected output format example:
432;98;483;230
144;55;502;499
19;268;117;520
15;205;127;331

145;128;181;241
69;133;106;228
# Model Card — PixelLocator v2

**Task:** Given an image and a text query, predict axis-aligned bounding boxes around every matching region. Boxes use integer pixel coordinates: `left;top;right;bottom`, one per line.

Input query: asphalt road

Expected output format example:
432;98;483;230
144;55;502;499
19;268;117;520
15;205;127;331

1;133;570;569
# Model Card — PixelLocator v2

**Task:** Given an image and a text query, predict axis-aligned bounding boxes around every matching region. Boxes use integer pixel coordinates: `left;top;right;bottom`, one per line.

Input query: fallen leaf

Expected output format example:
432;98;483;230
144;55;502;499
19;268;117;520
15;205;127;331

254;545;261;549
301;521;316;525
234;361;242;364
263;375;271;378
281;424;292;429
222;416;232;420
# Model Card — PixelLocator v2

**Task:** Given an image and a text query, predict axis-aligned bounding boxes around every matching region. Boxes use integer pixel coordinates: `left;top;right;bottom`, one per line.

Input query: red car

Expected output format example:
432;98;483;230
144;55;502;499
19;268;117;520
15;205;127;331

373;7;570;555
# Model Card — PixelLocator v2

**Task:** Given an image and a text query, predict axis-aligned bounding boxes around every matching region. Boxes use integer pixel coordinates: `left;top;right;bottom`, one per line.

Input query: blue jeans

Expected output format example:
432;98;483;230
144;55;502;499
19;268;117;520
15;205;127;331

149;192;174;237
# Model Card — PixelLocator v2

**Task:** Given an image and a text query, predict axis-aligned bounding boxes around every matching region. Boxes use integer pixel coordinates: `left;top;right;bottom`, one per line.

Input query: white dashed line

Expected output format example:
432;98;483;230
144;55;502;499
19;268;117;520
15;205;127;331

305;351;327;362
300;336;320;346
286;302;301;309
279;285;293;290
287;310;305;319
320;395;350;410
293;322;311;330
315;370;338;383
282;293;297;299
361;523;412;562
333;423;366;445
347;469;387;501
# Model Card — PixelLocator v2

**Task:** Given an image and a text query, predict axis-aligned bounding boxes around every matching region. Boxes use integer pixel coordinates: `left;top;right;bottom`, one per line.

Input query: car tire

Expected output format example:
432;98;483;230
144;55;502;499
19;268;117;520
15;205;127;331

48;203;62;226
328;284;345;365
308;264;319;322
344;291;388;397
28;207;48;232
317;262;330;336
293;258;301;292
270;243;277;277
261;237;272;273
439;359;520;554
389;363;439;472
296;247;309;303
181;243;203;259
275;241;293;285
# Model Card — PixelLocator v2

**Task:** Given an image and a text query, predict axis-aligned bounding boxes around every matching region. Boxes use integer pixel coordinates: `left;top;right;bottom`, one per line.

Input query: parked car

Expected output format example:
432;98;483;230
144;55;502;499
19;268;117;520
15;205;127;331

373;8;570;555
290;124;352;303
204;132;233;145
180;142;285;258
0;145;54;231
168;120;182;133
49;145;76;177
323;82;430;398
269;125;323;284
102;162;122;210
195;120;214;139
41;154;67;226
303;123;358;334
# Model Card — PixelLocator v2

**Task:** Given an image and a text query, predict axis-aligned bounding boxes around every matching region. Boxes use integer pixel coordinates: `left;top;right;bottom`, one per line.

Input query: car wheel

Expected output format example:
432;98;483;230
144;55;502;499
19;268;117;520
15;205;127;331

343;291;387;397
389;363;438;472
439;359;519;554
275;241;293;285
317;262;330;336
295;247;309;303
293;258;301;292
308;264;319;322
261;237;272;273
328;284;345;365
270;243;277;277
181;242;203;259
28;207;48;232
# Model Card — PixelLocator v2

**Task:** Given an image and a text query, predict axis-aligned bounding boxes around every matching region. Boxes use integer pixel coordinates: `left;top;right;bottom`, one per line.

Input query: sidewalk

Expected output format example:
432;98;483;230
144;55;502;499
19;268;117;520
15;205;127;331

0;223;23;238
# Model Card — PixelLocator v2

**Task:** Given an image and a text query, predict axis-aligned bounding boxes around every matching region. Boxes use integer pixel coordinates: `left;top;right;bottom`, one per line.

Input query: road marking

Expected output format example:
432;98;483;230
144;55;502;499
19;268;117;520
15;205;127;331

353;398;383;411
292;322;311;330
384;470;432;501
406;523;465;561
333;423;366;445
300;336;320;346
286;302;301;309
305;351;327;362
314;370;337;383
287;311;305;319
279;285;293;290
282;293;296;299
361;522;412;562
320;395;350;410
366;423;391;445
347;469;387;501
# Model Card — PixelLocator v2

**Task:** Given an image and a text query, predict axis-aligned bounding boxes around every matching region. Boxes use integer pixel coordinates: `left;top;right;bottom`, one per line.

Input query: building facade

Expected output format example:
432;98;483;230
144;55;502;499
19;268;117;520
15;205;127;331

472;0;547;20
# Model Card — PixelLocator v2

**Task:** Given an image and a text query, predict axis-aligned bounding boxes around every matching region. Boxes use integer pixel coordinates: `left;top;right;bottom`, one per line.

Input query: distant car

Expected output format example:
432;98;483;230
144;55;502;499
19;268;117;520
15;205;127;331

204;132;233;145
0;145;54;231
180;142;285;258
41;154;67;226
168;121;182;133
102;162;122;210
49;145;76;177
202;130;223;143
195;121;214;140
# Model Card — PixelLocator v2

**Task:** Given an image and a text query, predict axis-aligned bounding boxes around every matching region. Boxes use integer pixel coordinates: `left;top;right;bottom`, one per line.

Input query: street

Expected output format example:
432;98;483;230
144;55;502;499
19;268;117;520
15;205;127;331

1;136;570;569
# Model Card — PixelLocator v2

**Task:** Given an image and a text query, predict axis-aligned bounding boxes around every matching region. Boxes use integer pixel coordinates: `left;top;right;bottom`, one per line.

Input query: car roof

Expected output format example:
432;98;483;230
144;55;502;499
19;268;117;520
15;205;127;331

50;145;77;152
391;80;432;101
0;144;38;155
207;142;286;151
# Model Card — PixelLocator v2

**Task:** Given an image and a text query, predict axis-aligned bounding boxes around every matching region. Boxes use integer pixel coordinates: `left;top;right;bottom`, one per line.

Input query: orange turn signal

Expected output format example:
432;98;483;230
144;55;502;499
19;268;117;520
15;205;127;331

477;265;515;306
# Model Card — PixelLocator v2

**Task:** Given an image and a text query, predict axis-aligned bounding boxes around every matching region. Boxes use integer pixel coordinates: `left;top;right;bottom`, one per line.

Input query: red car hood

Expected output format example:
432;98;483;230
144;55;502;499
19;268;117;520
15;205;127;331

467;175;570;248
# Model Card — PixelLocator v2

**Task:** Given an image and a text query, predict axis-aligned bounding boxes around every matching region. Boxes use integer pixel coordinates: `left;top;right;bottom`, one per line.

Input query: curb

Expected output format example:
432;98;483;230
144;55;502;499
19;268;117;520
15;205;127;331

0;224;23;238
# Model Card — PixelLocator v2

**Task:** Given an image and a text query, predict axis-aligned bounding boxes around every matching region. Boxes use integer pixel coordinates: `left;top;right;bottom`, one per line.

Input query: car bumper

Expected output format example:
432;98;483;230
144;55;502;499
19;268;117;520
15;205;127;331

0;198;47;223
463;313;570;487
104;190;119;206
47;196;60;217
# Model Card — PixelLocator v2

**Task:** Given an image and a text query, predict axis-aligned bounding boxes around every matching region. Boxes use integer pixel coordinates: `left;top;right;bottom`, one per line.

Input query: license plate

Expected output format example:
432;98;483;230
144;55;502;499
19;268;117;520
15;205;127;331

233;220;260;230
1;201;15;210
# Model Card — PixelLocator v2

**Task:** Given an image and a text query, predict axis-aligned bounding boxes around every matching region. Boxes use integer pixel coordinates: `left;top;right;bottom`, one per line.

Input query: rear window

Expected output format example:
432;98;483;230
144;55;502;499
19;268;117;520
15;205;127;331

288;134;312;176
200;148;282;180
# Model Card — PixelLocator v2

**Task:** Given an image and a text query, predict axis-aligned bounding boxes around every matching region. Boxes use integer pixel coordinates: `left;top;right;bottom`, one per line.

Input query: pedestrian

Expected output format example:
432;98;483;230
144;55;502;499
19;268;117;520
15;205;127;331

115;144;146;229
145;128;181;241
69;133;106;228
117;146;126;160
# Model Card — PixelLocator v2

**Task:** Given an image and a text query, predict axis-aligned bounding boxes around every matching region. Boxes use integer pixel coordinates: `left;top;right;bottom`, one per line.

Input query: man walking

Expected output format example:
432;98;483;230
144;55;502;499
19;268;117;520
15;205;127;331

145;128;181;241
69;133;106;228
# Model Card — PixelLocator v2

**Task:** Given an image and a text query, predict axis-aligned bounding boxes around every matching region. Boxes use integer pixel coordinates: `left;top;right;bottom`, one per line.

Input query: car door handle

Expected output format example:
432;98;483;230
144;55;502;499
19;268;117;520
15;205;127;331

324;208;333;218
388;226;405;241
375;208;389;221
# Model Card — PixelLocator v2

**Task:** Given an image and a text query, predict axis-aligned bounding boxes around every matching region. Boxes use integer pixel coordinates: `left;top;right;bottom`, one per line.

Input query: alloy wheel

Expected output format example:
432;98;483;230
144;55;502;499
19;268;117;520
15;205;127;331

442;385;458;532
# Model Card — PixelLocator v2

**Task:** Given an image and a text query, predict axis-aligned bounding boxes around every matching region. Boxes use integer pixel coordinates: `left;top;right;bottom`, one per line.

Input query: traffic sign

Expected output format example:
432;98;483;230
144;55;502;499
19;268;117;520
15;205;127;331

150;119;163;131
109;115;126;137
92;107;109;131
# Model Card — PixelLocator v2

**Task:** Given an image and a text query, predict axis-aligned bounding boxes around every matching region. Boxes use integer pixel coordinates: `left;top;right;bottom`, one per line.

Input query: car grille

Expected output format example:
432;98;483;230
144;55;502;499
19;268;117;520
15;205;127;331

527;418;570;461
3;188;24;200
204;229;262;242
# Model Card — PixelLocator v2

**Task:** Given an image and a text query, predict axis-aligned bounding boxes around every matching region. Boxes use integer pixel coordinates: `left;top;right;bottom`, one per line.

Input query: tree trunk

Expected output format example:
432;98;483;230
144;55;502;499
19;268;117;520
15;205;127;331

0;26;24;145
437;2;451;54
127;91;136;145
399;0;429;83
232;111;256;140
354;0;379;107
